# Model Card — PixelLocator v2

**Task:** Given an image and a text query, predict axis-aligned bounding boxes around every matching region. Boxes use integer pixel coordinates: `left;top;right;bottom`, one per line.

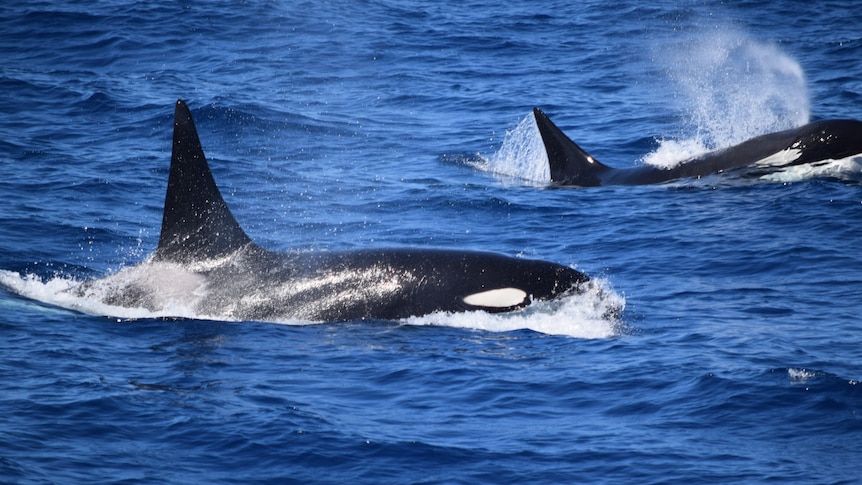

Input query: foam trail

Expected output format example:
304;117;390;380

0;269;204;321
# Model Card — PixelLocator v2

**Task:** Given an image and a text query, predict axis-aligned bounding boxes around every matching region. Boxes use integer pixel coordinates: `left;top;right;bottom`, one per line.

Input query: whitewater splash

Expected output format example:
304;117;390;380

644;30;809;169
0;268;208;321
474;113;550;183
0;269;623;339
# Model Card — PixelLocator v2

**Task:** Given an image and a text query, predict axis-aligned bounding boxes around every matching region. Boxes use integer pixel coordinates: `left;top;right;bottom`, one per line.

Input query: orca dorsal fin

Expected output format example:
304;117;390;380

154;100;254;263
533;107;611;187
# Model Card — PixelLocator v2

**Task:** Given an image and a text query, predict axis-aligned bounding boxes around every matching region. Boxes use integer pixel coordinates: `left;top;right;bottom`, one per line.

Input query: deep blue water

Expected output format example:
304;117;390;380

2;1;862;483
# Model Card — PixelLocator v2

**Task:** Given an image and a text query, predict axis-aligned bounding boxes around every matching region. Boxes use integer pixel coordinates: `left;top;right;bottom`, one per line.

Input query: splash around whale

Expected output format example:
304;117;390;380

1;100;594;325
533;107;862;187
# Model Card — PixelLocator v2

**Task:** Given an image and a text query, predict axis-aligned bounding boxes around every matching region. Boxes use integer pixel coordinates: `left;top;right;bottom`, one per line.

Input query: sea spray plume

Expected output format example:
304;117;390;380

659;30;809;152
486;113;551;182
463;113;551;183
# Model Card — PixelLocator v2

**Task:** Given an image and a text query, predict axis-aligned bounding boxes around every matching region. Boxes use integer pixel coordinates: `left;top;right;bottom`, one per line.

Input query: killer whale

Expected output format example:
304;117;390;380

72;100;588;322
533;107;862;187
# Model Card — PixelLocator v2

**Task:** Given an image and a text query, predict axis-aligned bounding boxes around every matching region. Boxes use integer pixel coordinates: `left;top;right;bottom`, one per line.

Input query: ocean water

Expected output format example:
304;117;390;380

1;1;861;483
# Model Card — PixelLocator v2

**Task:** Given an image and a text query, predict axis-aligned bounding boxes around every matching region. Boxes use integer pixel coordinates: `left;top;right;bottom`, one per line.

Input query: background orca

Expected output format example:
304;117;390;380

74;100;588;322
533;107;862;186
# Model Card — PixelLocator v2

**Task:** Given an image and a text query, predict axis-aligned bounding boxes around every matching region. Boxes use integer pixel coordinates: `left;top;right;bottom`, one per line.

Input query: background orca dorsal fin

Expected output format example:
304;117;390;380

533;107;611;187
154;100;254;263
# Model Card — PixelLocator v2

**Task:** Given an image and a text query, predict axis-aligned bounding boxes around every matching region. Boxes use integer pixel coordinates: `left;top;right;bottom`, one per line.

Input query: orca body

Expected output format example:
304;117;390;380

74;101;587;322
533;107;862;187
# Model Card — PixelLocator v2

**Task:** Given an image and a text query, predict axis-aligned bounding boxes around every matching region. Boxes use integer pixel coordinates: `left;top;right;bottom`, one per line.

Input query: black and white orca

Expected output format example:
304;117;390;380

533;107;862;187
73;101;588;322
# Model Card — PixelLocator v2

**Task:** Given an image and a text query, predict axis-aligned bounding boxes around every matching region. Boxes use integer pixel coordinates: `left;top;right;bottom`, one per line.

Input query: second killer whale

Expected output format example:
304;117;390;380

533;107;862;187
72;100;588;322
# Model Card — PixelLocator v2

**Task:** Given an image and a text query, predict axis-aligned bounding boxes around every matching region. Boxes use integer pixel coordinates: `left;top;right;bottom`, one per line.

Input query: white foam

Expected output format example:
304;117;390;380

406;278;624;339
0;268;207;321
1;270;79;306
788;368;819;384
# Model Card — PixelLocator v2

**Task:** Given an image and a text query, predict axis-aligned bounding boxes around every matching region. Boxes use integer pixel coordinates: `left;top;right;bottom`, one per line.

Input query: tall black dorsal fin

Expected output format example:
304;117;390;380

154;100;254;263
533;107;612;187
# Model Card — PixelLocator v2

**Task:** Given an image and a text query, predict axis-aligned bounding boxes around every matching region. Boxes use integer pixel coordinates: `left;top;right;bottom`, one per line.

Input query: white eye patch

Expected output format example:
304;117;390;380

463;287;528;309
